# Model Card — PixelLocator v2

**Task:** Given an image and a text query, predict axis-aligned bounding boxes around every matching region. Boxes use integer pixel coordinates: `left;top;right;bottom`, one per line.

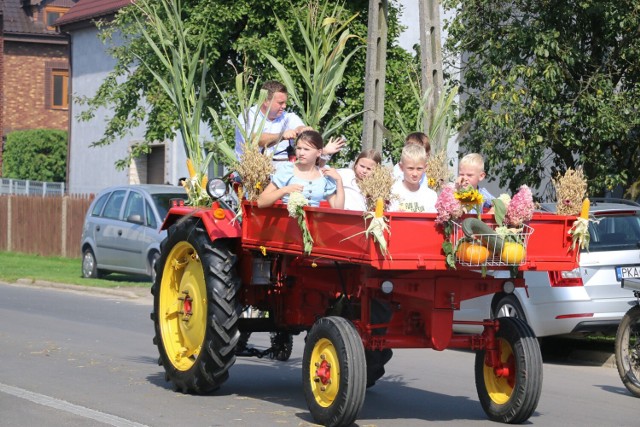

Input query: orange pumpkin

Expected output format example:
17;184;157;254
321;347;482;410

456;241;490;264
501;242;525;264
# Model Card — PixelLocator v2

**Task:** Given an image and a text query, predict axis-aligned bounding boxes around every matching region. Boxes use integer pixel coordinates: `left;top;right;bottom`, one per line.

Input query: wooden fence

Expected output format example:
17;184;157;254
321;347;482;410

0;194;94;258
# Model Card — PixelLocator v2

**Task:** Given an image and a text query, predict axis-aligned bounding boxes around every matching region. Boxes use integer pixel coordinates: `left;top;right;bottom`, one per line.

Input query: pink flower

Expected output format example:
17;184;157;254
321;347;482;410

436;184;464;224
505;185;535;227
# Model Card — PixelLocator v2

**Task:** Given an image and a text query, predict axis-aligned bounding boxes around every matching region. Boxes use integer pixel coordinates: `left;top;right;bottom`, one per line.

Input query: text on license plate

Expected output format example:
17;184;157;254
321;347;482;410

616;266;640;281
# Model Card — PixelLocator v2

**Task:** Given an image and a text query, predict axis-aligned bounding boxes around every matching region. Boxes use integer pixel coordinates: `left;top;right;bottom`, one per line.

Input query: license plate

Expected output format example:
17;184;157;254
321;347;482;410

616;265;640;281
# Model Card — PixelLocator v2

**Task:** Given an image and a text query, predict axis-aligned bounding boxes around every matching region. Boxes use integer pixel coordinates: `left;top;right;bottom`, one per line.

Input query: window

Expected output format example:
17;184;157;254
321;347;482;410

124;191;145;223
146;201;157;229
102;190;126;220
91;194;110;217
51;69;69;109
45;6;68;30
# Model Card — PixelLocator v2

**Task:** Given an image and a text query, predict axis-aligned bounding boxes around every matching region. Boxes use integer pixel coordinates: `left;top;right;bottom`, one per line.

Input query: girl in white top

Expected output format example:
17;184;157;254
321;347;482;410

337;149;382;211
389;144;437;212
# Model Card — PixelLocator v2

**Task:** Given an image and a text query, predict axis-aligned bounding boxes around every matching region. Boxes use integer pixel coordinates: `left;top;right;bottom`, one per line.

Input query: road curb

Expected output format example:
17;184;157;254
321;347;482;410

10;278;148;300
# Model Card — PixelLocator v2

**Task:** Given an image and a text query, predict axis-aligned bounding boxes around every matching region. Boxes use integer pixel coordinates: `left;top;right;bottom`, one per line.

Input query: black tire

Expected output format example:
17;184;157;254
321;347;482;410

475;317;543;423
365;348;393;388
81;248;101;279
270;332;294;361
494;295;526;321
303;316;366;427
151;219;241;394
236;332;251;354
615;305;640;398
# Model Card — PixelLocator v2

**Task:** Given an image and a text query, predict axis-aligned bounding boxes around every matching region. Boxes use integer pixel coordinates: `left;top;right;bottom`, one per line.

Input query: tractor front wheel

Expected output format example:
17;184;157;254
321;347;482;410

303;316;366;427
475;317;542;423
151;219;241;394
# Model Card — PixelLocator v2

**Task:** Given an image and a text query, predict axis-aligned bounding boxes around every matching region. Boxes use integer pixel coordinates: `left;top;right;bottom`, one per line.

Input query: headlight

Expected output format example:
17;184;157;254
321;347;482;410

206;178;227;200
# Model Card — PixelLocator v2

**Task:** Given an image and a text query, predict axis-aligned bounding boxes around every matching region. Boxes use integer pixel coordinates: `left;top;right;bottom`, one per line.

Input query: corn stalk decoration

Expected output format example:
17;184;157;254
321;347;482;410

264;0;364;138
131;0;236;206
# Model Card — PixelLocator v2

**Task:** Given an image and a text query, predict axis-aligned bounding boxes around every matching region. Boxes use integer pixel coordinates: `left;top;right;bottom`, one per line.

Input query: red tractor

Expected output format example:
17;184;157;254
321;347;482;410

151;180;578;427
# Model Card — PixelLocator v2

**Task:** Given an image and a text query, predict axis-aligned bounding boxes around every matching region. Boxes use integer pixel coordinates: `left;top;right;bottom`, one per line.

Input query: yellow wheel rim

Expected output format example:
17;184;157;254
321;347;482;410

159;241;207;371
309;338;340;408
483;338;515;405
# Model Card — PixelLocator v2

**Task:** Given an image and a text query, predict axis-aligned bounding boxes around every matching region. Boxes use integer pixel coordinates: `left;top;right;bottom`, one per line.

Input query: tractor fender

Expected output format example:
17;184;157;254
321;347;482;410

161;205;242;241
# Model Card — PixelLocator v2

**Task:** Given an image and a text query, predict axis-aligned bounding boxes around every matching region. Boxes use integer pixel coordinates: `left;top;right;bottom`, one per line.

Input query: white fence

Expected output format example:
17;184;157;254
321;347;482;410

0;178;65;196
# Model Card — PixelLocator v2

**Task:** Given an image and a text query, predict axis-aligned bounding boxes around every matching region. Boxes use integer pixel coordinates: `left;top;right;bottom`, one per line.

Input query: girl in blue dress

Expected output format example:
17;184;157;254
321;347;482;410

257;130;344;209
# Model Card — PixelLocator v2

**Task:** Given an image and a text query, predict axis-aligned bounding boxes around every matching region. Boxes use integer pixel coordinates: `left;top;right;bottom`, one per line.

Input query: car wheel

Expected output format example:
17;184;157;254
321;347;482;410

494;295;526;321
82;248;101;279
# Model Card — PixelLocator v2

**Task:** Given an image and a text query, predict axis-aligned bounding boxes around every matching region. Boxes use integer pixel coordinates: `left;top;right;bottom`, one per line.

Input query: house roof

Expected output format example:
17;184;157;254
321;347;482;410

2;0;76;35
54;0;131;27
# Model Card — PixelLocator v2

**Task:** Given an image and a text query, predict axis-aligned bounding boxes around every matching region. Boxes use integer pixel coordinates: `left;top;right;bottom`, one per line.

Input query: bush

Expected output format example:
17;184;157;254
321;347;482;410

3;129;67;182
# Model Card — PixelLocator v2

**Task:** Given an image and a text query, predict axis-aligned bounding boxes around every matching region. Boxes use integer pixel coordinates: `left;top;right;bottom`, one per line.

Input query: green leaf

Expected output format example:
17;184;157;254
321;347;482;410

492;198;507;227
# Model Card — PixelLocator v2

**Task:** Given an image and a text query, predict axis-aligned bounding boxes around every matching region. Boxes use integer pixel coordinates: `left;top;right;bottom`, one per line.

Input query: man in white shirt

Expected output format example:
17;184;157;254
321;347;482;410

235;80;311;162
235;80;346;165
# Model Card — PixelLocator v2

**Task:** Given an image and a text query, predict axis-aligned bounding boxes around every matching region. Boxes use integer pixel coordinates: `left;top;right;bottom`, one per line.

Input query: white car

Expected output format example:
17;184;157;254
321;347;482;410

454;199;640;337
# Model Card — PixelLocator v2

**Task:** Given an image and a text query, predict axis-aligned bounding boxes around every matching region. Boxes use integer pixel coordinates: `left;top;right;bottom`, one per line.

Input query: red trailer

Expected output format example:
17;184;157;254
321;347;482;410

152;193;578;427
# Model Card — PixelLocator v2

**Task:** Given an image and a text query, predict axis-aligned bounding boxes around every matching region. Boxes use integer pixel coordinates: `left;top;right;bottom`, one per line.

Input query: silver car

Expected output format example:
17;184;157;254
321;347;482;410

454;199;640;337
81;185;186;281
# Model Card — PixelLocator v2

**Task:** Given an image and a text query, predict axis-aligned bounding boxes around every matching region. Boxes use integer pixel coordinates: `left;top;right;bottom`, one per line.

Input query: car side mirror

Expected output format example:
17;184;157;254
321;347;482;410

127;214;144;225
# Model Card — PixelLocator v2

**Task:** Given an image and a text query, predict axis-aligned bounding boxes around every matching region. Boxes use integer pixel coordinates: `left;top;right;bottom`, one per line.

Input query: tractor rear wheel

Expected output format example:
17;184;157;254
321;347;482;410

303;316;366;427
475;317;542;423
151;219;241;394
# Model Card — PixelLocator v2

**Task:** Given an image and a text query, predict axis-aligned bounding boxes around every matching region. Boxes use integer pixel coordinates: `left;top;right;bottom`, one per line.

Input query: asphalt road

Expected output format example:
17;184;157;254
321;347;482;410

1;281;637;427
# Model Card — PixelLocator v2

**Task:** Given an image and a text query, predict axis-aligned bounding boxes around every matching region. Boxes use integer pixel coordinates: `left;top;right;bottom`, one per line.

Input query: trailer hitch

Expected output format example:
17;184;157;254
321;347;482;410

236;345;277;359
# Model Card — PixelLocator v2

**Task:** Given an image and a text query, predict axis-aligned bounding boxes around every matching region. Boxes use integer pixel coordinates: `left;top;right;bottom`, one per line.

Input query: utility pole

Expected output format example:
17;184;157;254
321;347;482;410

419;0;444;139
362;0;388;152
362;0;444;151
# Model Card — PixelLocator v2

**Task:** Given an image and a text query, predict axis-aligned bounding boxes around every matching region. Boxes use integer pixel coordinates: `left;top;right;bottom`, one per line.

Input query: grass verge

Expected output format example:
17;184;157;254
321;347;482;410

0;251;151;288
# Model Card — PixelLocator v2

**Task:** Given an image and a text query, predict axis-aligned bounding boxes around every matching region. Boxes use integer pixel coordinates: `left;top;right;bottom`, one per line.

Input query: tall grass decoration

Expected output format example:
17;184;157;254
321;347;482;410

131;0;235;206
264;0;364;138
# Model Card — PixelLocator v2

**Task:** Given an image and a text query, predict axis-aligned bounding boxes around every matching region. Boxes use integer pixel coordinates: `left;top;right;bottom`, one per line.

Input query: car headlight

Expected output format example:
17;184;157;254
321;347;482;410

206;178;227;200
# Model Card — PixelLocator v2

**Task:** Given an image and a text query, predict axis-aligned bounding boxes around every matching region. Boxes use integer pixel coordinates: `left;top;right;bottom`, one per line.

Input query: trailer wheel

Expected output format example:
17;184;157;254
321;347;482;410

475;317;542;423
151;220;241;394
615;305;640;398
270;332;293;361
303;317;366;427
365;348;393;388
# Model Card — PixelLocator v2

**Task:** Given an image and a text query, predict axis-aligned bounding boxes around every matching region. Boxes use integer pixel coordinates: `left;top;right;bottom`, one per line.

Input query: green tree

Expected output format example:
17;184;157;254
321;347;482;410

443;0;640;198
81;0;418;168
3;129;67;182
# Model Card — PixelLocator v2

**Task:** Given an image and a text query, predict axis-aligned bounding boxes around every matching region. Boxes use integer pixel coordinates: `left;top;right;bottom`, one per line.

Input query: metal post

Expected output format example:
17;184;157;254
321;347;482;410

418;0;444;135
362;0;388;152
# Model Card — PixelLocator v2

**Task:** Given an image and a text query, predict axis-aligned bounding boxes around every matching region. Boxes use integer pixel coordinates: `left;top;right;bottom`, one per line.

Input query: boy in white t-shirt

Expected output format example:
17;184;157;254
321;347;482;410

389;144;437;212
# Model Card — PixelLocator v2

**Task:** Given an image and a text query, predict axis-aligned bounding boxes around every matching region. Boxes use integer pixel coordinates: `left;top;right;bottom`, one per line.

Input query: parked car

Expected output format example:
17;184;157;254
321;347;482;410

454;198;640;337
81;185;187;281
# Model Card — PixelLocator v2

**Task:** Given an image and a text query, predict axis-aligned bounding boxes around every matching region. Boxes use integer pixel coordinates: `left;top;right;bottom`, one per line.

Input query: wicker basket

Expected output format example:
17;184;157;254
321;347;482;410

452;221;534;266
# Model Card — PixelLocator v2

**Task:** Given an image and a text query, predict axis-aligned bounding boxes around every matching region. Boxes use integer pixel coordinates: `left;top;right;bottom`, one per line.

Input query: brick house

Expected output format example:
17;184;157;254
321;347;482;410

0;0;77;174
